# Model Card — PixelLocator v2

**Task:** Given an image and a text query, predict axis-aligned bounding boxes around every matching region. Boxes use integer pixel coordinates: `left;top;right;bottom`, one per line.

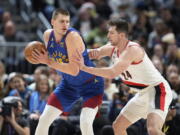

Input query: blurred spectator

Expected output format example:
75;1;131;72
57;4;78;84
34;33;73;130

159;7;180;36
91;0;112;19
108;90;129;123
166;64;179;77
72;2;98;39
0;11;12;34
147;18;170;50
2;20;28;42
171;0;180;36
167;72;180;94
4;72;17;97
0;20;29;73
132;12;152;43
162;33;180;64
152;44;164;61
8;73;32;107
86;17;108;48
152;57;164;75
48;68;62;89
28;66;50;90
162;100;180;135
0;96;30;135
109;0;136;23
29;75;50;115
68;0;85;16
104;78;118;101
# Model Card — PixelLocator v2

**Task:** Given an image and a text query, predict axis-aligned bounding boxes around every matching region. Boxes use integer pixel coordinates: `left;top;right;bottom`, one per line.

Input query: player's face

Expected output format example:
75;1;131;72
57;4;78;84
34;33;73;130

107;26;120;46
51;14;70;35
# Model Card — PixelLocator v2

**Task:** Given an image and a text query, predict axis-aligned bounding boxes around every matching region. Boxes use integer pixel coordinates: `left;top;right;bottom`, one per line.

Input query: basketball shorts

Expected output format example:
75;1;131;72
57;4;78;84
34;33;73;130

121;81;173;123
47;76;104;113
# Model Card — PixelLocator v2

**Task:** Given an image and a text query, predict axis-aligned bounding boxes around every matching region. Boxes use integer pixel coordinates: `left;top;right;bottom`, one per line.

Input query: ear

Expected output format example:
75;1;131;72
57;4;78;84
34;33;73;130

120;33;126;38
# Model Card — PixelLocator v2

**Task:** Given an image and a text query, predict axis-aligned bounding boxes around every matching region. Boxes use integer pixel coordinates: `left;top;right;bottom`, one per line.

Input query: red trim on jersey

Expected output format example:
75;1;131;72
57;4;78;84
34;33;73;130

159;83;166;111
83;95;103;108
111;47;116;57
123;80;149;87
131;60;143;65
47;93;63;111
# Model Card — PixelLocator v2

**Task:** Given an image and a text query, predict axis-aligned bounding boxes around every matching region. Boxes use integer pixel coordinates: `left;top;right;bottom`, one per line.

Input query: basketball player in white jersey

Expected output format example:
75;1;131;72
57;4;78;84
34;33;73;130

74;18;172;135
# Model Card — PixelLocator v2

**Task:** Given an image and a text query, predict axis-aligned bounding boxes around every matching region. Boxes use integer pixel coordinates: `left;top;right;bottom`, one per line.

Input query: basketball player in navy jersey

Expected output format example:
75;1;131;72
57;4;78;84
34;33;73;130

31;9;104;135
74;19;172;135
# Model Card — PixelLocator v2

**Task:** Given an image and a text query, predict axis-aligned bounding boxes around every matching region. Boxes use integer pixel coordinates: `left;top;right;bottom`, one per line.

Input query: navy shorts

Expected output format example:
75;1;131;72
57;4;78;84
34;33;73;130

47;76;104;113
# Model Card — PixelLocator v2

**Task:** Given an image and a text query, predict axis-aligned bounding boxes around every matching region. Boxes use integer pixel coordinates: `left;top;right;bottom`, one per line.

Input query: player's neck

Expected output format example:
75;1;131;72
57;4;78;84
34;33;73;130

117;39;129;52
54;31;63;43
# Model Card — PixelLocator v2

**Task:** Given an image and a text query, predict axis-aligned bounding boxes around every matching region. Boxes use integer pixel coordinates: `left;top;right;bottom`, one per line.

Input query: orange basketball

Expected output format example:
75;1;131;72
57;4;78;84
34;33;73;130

24;41;46;64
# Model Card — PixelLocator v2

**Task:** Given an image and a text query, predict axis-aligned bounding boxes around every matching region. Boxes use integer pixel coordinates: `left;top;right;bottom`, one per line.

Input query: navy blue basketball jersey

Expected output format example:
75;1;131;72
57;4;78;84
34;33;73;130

47;28;98;86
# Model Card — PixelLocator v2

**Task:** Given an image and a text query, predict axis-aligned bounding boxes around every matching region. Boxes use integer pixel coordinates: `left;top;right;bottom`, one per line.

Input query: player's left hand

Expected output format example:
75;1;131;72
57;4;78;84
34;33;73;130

73;49;85;69
32;49;49;65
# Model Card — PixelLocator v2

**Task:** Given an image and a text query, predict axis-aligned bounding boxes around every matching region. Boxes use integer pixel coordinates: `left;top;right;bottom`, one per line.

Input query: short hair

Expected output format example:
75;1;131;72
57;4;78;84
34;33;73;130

52;8;70;19
108;18;129;35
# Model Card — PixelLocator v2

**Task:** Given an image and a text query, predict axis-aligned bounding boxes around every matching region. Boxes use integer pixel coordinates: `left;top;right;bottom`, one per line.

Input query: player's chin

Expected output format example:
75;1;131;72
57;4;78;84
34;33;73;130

109;41;114;45
62;31;67;35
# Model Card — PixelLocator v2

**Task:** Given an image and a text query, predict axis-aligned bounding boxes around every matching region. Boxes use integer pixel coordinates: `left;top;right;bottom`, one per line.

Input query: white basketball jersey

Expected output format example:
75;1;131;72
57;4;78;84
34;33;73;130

111;41;165;89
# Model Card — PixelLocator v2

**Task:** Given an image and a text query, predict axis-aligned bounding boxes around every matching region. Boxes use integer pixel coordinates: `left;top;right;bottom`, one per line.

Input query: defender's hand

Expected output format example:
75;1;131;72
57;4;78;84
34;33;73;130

88;49;100;60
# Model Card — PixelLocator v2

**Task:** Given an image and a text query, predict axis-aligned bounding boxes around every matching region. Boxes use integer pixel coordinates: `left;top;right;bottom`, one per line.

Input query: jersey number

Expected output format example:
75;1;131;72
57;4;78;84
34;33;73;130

122;71;132;80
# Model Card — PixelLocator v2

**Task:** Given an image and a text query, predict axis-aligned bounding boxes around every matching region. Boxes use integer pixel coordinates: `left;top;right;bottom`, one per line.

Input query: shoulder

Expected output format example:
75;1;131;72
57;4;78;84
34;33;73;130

125;41;145;61
126;41;143;53
66;30;82;40
43;29;53;39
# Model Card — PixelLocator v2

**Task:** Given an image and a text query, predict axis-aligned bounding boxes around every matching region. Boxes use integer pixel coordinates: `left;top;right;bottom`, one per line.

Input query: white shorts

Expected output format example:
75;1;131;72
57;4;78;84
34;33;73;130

121;81;173;123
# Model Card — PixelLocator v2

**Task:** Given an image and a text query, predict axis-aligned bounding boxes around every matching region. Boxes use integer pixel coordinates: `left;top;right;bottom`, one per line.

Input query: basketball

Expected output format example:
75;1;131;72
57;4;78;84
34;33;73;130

24;41;46;64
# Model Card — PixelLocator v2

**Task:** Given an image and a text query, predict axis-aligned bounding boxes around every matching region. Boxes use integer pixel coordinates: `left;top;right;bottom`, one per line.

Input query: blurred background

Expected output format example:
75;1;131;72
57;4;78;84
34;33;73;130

0;0;180;135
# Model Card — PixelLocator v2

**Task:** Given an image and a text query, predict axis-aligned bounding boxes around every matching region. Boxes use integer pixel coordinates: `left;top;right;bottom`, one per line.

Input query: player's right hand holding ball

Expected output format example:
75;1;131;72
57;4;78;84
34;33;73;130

32;48;49;65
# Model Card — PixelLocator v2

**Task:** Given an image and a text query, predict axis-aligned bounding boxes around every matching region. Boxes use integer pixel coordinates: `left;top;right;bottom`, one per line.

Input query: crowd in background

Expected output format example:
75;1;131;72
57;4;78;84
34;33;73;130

0;0;180;135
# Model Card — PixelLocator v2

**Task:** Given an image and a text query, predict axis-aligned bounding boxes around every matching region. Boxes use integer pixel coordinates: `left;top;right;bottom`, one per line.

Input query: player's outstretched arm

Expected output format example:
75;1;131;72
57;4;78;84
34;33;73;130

75;46;144;79
88;43;114;60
